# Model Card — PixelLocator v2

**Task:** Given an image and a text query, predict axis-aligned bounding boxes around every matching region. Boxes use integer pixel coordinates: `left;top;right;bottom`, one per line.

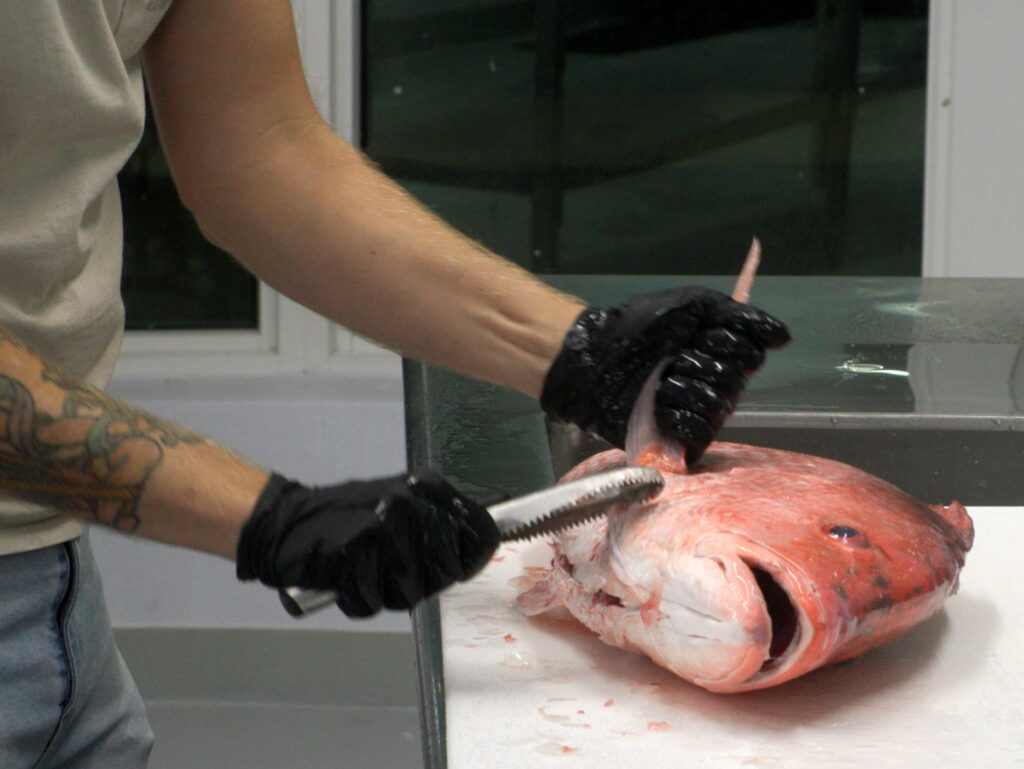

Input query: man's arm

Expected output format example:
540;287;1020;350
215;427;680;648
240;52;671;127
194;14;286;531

0;326;267;558
142;0;584;398
0;324;499;612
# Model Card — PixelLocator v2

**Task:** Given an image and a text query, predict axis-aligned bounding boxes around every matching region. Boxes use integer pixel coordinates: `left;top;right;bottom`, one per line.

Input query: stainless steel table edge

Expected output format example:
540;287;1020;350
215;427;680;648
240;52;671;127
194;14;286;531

404;359;448;769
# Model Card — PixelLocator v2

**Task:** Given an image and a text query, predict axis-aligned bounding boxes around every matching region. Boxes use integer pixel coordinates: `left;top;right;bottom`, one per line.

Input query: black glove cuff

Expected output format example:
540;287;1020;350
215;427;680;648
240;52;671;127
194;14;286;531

236;472;297;584
540;307;609;433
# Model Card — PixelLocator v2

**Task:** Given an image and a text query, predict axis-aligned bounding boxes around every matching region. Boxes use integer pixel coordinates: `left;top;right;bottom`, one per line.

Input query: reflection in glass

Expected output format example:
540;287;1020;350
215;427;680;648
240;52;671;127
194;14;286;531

364;1;928;276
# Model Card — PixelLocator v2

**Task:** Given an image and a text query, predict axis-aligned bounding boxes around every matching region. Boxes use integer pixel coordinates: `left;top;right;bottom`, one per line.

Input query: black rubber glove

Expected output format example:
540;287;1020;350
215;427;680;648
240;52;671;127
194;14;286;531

236;470;500;618
541;287;790;464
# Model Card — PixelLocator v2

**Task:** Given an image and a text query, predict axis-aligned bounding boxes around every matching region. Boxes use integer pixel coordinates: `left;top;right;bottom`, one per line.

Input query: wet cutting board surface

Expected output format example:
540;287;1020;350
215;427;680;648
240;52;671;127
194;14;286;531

440;507;1022;768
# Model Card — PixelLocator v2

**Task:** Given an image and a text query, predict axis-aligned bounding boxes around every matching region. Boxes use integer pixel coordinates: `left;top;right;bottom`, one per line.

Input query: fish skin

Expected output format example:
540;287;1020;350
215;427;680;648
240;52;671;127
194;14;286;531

516;442;973;693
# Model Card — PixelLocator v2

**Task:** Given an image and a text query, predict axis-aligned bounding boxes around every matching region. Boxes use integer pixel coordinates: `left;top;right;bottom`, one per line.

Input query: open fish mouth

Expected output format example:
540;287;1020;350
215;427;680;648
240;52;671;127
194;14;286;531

685;536;813;687
746;562;800;673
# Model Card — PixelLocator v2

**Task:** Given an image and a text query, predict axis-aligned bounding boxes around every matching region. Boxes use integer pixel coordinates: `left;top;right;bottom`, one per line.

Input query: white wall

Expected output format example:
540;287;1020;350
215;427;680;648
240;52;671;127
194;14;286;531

923;0;1024;277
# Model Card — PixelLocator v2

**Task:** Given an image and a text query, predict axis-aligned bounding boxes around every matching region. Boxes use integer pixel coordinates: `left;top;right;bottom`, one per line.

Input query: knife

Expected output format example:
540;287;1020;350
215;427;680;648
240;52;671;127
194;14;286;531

278;465;664;617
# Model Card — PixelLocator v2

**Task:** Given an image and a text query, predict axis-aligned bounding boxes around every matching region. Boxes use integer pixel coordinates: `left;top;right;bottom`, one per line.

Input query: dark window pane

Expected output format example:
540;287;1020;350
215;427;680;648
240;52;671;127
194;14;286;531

118;108;258;331
364;0;927;276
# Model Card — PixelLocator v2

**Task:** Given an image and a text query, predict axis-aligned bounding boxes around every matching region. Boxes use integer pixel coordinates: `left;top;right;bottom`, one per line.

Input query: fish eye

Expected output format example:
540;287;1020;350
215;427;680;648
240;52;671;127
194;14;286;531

826;525;866;545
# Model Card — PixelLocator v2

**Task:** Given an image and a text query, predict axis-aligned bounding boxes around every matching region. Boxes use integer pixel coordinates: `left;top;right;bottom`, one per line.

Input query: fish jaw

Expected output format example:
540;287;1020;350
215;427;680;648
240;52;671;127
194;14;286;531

517;524;840;693
519;516;790;692
604;520;840;693
687;537;837;693
619;546;774;691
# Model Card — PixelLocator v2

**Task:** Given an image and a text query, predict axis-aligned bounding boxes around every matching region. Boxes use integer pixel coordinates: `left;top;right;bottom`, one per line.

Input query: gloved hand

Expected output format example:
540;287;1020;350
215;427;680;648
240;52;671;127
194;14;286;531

236;470;500;617
541;287;790;464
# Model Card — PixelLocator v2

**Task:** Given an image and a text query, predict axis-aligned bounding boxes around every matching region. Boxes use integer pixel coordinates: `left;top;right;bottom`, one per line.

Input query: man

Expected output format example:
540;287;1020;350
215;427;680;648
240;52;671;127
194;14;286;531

0;1;789;766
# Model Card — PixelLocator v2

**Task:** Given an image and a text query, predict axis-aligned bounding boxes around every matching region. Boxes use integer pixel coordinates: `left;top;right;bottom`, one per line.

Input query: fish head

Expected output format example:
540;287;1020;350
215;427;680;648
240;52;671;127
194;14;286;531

630;443;973;692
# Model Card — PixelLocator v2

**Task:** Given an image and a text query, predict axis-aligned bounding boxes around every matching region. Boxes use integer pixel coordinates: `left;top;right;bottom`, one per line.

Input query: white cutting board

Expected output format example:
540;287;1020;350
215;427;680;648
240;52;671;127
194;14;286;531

441;507;1023;768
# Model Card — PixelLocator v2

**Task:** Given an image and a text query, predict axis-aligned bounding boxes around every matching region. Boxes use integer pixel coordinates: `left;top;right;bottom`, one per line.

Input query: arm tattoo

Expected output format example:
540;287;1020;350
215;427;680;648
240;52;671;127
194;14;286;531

0;362;206;532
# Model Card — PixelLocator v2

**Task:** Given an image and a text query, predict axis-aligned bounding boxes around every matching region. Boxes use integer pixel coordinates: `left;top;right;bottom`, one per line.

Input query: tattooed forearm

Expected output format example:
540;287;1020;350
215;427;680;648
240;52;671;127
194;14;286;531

0;326;269;557
0;368;207;532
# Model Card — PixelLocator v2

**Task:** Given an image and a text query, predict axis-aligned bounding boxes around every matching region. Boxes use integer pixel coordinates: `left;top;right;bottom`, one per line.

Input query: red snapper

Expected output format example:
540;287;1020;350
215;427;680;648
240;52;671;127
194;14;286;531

517;442;973;692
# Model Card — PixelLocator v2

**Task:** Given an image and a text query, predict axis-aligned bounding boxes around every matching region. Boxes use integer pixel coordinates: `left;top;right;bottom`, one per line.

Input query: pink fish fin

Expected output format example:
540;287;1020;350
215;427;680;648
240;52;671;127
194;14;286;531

732;237;760;303
623;239;761;473
624;358;688;473
930;501;974;551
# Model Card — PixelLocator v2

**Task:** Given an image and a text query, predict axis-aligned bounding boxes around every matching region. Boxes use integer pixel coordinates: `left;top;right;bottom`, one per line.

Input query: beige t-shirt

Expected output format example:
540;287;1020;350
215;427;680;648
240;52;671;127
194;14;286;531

0;0;173;554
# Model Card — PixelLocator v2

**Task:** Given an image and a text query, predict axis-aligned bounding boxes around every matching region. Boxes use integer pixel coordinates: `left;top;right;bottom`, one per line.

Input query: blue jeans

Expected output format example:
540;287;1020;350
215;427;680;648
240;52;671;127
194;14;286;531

0;531;153;768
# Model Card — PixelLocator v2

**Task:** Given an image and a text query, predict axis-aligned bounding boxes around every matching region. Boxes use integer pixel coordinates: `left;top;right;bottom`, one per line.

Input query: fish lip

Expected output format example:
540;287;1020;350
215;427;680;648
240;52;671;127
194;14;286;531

701;537;824;687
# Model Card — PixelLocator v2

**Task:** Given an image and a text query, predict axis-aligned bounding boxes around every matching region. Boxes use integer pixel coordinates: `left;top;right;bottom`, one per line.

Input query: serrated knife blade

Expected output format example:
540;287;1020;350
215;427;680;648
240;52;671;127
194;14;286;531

278;466;664;617
490;465;664;541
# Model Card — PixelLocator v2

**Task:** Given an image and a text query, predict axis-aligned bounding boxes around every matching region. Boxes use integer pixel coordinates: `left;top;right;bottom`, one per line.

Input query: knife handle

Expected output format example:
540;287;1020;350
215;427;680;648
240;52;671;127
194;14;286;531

279;586;338;617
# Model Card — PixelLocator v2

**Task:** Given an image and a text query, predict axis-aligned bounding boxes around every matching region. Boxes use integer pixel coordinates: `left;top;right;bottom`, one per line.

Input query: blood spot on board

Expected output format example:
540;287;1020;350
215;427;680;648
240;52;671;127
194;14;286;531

535;742;580;756
647;721;670;731
504;633;516;643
